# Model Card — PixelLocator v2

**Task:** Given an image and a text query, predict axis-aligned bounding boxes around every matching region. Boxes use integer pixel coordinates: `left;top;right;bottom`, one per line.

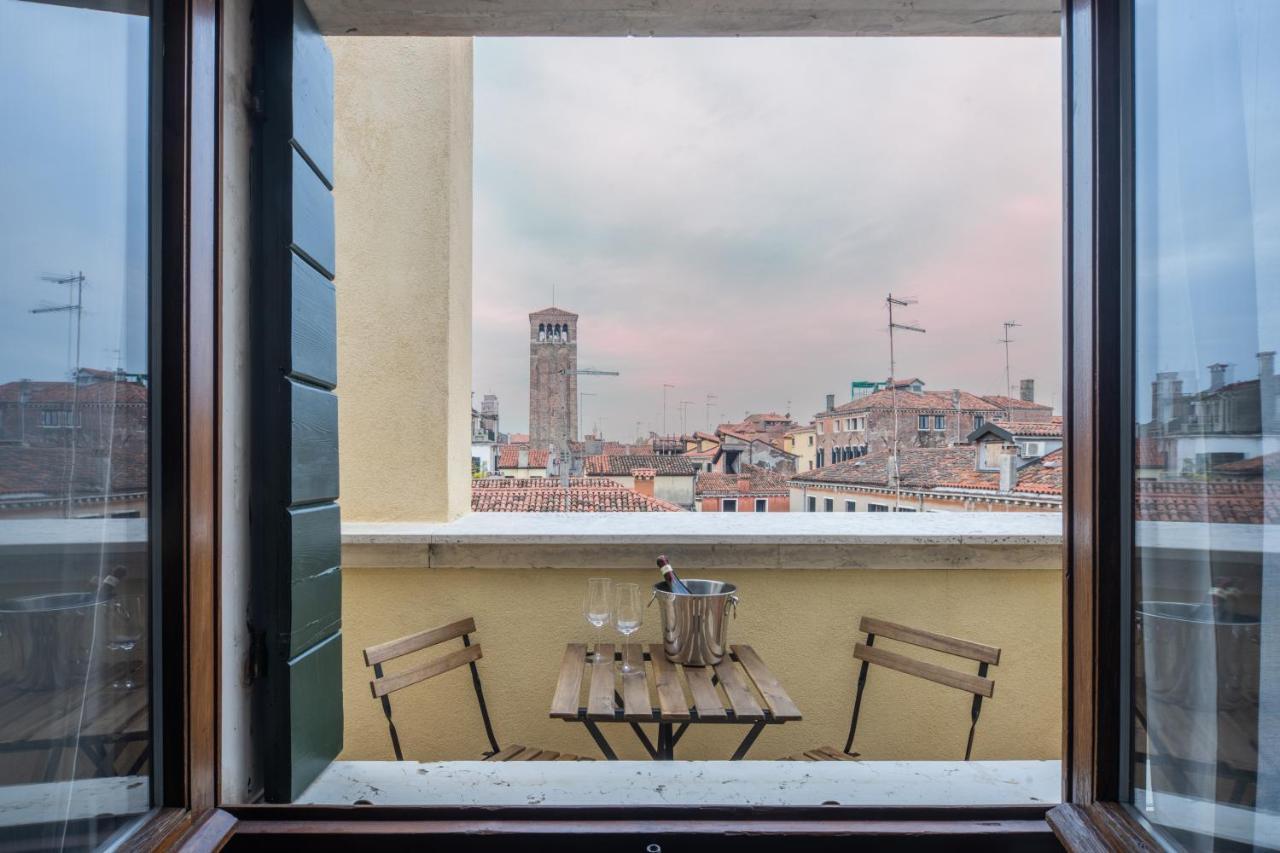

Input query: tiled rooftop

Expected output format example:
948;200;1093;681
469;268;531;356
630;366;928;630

471;477;683;512
696;464;790;497
497;446;551;469
585;454;695;477
789;445;1063;497
1136;479;1280;524
983;417;1064;438
824;388;1003;417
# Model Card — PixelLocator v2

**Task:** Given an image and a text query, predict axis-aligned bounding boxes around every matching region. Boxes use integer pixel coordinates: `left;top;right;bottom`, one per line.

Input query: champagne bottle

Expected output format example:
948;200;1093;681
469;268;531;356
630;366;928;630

656;554;692;595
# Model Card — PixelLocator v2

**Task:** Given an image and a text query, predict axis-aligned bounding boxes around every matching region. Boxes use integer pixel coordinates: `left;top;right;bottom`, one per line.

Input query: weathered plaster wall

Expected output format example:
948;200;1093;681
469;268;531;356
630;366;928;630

220;0;259;803
331;37;473;522
339;561;1061;763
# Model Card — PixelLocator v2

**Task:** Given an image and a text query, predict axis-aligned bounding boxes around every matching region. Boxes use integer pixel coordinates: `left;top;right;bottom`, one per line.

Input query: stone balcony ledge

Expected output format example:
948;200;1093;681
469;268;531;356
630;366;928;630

342;512;1063;570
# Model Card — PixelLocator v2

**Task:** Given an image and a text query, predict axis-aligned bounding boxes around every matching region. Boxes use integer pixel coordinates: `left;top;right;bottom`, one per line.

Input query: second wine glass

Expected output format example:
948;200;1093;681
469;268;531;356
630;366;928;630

583;577;613;664
613;583;643;673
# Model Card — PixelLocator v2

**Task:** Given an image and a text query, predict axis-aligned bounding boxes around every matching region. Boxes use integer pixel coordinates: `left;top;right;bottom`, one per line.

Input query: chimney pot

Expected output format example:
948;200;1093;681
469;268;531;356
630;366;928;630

825;393;835;412
1019;379;1035;403
998;444;1019;493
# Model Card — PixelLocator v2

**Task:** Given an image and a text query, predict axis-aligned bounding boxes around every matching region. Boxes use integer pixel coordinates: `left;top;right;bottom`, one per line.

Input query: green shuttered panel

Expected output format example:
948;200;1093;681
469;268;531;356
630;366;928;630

256;0;342;802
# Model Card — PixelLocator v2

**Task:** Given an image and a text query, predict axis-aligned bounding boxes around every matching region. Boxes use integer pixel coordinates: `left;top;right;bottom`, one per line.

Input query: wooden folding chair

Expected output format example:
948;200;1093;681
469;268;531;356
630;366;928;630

364;616;593;761
783;616;1000;761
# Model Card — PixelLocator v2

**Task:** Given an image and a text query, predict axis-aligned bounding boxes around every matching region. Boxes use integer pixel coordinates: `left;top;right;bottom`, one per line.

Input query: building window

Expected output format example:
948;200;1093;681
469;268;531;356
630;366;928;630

917;415;929;430
974;415;985;429
817;421;824;435
816;449;824;467
934;415;946;430
722;498;737;512
807;435;814;446
754;498;767;512
869;503;890;512
844;499;856;512
823;497;834;512
806;496;816;512
39;409;81;428
896;507;916;512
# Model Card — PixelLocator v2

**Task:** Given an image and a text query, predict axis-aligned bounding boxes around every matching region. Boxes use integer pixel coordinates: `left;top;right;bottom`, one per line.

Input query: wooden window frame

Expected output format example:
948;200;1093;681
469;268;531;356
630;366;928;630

141;0;1171;847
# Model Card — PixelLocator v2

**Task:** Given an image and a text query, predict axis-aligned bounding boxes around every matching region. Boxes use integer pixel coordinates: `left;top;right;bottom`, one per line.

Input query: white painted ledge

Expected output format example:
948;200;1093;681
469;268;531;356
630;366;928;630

299;760;1061;807
342;512;1063;570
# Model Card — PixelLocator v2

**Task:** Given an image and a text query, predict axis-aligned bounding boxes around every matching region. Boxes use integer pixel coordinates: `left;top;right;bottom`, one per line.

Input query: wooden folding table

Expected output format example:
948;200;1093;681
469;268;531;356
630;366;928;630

549;642;801;760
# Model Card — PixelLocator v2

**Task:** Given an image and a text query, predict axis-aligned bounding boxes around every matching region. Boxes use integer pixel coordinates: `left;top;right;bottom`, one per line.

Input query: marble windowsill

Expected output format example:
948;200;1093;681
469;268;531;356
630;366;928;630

342;512;1063;570
299;759;1061;807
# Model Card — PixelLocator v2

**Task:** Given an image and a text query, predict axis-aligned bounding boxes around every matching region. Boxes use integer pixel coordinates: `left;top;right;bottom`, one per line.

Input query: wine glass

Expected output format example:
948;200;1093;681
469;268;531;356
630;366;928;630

105;594;144;690
583;578;613;664
614;583;642;673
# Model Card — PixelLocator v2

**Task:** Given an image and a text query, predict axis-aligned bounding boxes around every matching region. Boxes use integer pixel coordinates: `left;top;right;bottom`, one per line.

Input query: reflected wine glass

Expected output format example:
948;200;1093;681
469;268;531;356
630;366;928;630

614;583;642;673
105;595;144;690
583;577;613;664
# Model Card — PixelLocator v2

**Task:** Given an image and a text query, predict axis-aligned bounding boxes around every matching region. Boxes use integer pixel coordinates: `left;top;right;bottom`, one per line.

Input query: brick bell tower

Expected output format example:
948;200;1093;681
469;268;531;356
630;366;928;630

528;307;579;449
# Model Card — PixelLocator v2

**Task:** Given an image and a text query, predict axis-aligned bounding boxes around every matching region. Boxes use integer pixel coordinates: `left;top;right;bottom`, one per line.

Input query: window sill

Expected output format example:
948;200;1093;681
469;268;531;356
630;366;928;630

342;512;1062;570
299;759;1061;808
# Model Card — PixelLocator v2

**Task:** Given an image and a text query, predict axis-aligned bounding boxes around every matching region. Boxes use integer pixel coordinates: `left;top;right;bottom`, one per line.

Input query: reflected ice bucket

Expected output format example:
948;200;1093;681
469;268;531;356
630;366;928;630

652;579;738;666
0;592;105;690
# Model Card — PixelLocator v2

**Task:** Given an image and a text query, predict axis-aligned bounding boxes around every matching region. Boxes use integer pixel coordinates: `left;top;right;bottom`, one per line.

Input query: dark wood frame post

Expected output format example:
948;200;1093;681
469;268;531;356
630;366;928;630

1048;1;1162;847
130;0;229;847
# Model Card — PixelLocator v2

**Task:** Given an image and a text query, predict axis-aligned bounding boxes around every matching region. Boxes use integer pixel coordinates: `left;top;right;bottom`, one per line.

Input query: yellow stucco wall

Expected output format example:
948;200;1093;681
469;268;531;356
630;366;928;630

332;36;474;522
340;564;1061;762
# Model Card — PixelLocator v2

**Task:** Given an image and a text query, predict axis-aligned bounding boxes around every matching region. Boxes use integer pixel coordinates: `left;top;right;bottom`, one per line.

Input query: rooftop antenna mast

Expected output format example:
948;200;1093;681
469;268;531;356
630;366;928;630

678;401;694;436
559;367;618;486
887;293;925;511
999;321;1021;397
31;272;87;518
662;384;675;436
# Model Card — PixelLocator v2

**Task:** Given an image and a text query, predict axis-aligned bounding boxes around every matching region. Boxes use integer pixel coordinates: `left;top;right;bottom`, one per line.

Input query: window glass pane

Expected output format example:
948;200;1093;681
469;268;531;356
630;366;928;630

0;1;153;848
1132;1;1277;848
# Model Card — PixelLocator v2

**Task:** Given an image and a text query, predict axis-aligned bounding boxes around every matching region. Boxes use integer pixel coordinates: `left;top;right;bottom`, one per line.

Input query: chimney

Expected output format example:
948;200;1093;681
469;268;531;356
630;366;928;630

1261;352;1277;432
1020;379;1035;403
633;468;656;498
825;393;835;412
737;473;752;494
1209;363;1230;391
518;448;529;468
998;444;1019;493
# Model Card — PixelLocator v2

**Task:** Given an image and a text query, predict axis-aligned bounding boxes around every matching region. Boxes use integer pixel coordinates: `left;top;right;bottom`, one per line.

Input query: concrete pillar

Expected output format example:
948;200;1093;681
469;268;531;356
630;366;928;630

332;37;473;521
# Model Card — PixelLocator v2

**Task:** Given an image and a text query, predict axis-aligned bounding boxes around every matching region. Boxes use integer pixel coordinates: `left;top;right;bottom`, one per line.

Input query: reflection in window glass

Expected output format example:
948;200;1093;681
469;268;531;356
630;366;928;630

0;1;152;849
1132;1;1278;849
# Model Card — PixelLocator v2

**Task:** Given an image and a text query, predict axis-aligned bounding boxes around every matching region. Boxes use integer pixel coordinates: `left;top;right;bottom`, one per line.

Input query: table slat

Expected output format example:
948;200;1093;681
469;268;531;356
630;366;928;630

550;643;588;718
647;644;690;721
712;657;764;720
586;643;617;719
620;644;650;721
732;645;802;721
683;665;726;719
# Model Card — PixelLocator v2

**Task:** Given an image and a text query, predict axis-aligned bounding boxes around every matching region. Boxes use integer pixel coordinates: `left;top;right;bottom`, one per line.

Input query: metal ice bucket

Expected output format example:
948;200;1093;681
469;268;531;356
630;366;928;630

651;579;738;666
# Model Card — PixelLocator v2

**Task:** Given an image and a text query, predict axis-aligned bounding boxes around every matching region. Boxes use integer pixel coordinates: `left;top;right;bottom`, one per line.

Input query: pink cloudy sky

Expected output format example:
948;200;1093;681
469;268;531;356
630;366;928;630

473;37;1062;439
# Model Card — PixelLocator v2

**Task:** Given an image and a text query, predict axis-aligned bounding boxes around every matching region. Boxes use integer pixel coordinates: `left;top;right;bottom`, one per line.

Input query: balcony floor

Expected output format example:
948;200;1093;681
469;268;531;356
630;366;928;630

299;759;1061;807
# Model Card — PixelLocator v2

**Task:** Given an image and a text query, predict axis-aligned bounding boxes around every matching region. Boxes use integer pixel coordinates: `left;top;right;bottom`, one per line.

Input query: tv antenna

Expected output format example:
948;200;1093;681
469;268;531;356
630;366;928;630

678;401;694;436
558;367;618;486
704;393;718;432
662;384;675;436
886;294;925;510
31;272;87;518
999;321;1022;397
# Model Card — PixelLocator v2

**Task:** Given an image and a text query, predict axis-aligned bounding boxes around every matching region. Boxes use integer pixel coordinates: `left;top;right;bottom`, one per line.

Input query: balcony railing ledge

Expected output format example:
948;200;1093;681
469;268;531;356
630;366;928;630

342;512;1063;571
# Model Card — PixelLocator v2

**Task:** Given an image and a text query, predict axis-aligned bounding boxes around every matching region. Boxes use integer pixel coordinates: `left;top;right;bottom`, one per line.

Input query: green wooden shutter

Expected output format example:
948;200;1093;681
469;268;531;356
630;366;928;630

255;0;342;803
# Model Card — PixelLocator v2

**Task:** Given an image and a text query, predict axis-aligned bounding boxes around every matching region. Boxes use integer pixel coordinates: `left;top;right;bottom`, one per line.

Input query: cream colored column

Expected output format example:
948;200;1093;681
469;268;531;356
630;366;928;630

331;37;473;521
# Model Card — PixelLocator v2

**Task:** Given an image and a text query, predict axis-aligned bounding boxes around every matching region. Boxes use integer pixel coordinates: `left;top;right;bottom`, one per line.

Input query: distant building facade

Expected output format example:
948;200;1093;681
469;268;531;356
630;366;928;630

528;306;578;449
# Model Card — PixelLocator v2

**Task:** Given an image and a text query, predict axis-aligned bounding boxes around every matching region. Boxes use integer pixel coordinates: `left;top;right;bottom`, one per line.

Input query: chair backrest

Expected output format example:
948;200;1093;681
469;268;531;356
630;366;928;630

364;616;481;697
362;616;499;759
846;616;1001;760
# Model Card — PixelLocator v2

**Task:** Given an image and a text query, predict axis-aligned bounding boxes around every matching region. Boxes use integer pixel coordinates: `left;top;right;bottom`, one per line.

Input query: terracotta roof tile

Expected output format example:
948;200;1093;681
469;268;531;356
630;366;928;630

981;395;1054;412
696;464;789;497
472;477;683;512
825;388;1002;417
789;446;1063;497
585;454;695;476
497;446;551;468
1136;479;1279;524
